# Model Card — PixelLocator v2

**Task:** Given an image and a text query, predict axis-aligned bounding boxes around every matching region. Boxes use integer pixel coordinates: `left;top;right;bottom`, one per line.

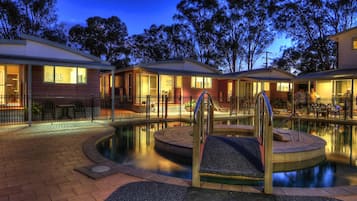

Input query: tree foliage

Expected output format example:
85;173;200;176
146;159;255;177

128;23;196;64
174;0;274;72
175;0;224;68
0;0;65;43
225;0;275;71
272;0;357;73
69;16;130;68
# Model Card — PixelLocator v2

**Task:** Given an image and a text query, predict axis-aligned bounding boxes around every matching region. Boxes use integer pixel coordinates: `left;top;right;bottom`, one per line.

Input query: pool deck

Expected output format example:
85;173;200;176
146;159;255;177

0;120;357;201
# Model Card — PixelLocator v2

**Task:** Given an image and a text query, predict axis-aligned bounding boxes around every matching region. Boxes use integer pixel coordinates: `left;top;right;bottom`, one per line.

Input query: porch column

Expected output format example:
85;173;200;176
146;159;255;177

111;69;115;122
307;81;311;114
157;73;160;118
236;79;240;113
27;65;32;126
292;81;295;115
351;79;354;119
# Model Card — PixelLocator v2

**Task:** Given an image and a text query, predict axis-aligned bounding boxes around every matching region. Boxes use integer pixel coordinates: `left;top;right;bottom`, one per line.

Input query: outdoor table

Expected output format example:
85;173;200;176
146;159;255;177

56;104;75;119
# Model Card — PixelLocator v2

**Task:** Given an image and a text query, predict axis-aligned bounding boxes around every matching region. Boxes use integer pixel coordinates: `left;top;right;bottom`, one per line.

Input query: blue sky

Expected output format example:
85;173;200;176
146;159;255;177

56;0;180;35
56;0;290;68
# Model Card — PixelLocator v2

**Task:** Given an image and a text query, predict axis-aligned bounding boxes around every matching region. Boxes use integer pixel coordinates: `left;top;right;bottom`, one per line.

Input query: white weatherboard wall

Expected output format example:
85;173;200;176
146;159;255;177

332;29;357;69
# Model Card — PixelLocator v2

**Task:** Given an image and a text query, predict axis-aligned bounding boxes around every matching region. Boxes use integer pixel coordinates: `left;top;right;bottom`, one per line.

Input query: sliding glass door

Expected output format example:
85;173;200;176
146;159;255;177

0;64;21;106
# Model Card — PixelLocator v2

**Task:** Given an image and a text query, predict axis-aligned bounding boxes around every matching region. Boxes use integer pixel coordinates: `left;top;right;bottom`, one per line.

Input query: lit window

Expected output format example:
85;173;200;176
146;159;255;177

44;65;87;84
44;66;54;82
353;38;357;50
204;77;212;88
277;82;291;92
191;76;212;89
176;76;182;88
77;68;87;84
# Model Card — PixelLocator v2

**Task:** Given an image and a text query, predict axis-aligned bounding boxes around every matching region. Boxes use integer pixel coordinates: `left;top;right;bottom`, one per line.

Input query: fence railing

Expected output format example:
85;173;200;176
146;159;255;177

2;94;354;125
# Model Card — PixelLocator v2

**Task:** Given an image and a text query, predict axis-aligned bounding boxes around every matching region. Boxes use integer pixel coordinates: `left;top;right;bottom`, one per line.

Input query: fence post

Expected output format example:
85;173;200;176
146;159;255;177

190;96;193;120
165;95;168;119
179;95;182;121
146;95;150;120
91;96;94;122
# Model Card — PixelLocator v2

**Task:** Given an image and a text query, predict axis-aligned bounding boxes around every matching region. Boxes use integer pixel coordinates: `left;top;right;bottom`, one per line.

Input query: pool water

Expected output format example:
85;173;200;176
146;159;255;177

96;120;357;187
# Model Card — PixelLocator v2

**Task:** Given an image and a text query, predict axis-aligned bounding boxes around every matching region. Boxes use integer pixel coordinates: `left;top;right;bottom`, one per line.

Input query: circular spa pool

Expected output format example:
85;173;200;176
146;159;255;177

96;120;357;187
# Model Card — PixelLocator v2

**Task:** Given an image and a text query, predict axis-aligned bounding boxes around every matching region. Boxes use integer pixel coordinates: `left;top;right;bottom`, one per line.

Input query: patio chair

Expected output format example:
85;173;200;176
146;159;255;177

330;104;341;119
73;100;86;119
41;100;56;120
211;99;228;112
317;104;328;118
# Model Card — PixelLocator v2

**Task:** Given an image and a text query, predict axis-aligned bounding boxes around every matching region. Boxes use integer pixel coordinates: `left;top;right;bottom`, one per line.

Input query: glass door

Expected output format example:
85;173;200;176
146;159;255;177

0;65;21;106
0;65;4;105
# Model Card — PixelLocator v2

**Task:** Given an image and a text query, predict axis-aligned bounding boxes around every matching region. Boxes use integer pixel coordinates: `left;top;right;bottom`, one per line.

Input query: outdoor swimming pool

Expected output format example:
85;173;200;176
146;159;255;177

96;120;357;187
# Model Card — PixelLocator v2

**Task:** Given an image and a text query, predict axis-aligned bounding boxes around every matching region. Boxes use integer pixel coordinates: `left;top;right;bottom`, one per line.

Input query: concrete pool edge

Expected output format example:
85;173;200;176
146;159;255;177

80;121;357;198
154;125;327;172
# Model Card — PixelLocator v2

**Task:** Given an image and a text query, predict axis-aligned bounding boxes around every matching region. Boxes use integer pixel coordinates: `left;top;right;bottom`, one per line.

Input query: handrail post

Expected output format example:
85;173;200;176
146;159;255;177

255;91;273;194
192;91;214;187
192;109;201;187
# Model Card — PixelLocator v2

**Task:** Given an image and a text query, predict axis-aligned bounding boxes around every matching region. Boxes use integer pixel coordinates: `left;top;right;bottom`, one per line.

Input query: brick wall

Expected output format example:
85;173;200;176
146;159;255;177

31;66;100;98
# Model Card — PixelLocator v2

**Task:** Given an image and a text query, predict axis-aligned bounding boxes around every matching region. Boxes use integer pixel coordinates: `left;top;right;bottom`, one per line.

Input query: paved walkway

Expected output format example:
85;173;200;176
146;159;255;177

0;120;357;201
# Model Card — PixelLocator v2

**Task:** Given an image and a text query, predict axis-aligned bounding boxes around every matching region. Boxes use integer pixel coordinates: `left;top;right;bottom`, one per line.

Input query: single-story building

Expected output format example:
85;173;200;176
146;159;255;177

0;34;115;124
101;59;295;114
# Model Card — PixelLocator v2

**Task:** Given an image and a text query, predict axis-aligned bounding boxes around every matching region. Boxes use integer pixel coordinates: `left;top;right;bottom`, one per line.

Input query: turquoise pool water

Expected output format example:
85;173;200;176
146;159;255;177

97;120;357;187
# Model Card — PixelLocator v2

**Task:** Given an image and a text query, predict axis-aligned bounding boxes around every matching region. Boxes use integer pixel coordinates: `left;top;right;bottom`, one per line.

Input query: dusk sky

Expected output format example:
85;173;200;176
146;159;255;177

56;0;181;35
56;0;290;67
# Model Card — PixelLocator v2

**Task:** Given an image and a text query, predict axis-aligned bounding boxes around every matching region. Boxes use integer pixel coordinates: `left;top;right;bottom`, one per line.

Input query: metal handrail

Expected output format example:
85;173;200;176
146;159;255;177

192;90;214;187
254;91;273;194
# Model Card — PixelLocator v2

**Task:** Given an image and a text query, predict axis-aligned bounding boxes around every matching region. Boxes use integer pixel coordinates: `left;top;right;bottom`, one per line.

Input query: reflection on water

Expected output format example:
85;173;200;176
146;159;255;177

97;122;192;178
288;120;357;167
97;120;357;187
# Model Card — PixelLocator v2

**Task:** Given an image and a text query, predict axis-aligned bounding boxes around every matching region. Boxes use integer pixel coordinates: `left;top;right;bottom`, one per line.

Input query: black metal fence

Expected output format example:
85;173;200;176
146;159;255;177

2;94;352;125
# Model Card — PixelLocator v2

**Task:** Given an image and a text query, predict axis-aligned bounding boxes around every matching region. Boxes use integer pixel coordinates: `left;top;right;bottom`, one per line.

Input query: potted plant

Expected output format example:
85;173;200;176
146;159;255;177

184;100;196;112
24;102;42;120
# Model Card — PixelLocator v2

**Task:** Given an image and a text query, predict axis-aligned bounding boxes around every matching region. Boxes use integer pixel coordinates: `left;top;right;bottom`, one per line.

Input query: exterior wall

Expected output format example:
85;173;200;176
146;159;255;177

335;29;357;69
31;66;100;98
218;79;228;103
181;76;219;102
269;83;290;100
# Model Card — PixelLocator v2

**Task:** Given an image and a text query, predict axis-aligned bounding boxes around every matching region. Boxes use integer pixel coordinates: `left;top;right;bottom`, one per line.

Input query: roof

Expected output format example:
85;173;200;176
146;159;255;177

138;58;222;74
223;68;295;81
0;54;114;70
295;68;357;80
329;26;357;41
115;66;221;77
20;34;104;62
115;59;222;75
0;34;114;70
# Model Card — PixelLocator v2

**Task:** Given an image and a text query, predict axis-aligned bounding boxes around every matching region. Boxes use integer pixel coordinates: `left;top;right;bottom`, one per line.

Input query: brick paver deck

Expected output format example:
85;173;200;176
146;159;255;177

0;121;143;201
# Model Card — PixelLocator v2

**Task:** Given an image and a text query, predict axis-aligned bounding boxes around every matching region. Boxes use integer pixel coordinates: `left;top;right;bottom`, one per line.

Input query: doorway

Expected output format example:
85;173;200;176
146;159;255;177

0;65;21;106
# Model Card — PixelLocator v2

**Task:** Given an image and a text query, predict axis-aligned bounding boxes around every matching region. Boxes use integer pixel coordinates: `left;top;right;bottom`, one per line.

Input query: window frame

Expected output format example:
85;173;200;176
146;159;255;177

353;37;357;50
191;76;212;89
43;65;87;85
276;82;291;92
